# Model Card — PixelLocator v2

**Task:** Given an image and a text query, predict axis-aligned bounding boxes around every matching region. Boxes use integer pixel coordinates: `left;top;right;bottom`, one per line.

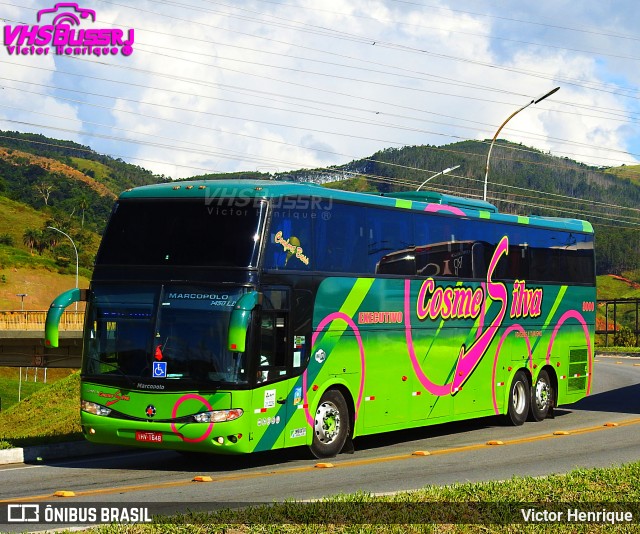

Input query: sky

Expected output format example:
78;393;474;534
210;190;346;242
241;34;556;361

1;0;639;186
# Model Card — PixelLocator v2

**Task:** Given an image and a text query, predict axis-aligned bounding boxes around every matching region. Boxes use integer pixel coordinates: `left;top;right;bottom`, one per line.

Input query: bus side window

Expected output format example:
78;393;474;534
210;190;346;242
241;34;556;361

367;207;415;275
471;242;487;279
376;249;416;275
316;203;367;273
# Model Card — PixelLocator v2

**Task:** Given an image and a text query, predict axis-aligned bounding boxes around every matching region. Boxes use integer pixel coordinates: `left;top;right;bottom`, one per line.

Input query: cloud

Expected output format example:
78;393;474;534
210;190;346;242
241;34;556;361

0;0;638;179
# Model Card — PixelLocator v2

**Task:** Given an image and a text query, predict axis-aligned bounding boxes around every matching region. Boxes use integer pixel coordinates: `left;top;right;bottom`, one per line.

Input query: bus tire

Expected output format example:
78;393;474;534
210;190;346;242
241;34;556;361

505;370;530;426
310;389;350;459
529;369;553;422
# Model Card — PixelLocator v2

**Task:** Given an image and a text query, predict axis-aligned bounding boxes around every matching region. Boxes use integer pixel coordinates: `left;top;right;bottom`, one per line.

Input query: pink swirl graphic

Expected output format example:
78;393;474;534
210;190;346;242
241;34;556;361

451;237;509;392
404;279;452;396
546;310;593;395
171;393;214;443
303;312;366;426
405;236;509;396
491;325;532;414
476;282;487;340
424;204;466;216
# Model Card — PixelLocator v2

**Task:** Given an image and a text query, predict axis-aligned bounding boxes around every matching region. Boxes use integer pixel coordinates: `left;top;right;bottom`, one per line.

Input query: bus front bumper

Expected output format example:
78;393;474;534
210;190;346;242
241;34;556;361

81;413;253;455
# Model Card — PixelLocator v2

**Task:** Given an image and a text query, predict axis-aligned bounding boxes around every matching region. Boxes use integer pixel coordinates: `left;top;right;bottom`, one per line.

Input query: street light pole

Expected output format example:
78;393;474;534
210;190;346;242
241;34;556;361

483;86;560;201
416;165;461;191
47;226;79;310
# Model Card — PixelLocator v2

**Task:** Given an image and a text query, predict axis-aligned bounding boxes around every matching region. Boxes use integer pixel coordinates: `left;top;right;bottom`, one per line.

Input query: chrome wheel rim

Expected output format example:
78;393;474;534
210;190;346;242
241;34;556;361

314;401;341;444
512;381;526;415
535;379;550;411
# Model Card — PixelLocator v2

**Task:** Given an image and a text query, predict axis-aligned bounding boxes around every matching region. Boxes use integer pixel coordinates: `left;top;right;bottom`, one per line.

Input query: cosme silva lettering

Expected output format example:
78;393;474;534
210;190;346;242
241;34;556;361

417;238;543;322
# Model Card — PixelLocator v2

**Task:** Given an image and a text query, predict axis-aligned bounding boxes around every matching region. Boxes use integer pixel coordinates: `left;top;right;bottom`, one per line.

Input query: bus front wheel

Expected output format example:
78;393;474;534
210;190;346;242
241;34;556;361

529;370;553;422
505;370;530;426
310;389;350;459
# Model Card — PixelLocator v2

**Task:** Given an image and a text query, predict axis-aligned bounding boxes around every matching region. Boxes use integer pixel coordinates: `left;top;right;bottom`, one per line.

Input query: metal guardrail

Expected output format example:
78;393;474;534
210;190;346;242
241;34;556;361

0;310;84;331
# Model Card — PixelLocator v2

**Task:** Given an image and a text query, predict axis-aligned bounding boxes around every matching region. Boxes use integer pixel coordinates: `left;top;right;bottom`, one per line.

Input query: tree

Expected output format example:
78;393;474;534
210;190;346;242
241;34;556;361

33;181;54;206
0;234;14;246
78;195;90;228
22;228;40;255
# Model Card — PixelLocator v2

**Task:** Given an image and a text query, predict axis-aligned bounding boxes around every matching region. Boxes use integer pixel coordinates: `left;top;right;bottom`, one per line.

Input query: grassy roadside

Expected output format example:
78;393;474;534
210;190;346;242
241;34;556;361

0;367;75;411
0;368;638;532
84;462;640;532
597;347;640;355
0;370;81;449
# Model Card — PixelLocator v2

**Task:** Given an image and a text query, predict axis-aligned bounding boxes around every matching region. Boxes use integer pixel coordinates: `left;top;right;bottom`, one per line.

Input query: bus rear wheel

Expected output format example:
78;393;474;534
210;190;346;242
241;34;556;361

505;370;530;426
310;389;350;459
529;370;553;422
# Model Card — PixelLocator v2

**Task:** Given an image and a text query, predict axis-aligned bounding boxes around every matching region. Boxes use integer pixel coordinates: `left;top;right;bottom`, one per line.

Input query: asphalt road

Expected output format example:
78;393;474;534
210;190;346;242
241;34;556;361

1;357;639;528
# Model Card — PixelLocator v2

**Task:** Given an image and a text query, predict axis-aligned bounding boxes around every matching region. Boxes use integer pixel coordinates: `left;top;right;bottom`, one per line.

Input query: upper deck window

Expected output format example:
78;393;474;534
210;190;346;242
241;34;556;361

97;199;266;268
263;197;594;284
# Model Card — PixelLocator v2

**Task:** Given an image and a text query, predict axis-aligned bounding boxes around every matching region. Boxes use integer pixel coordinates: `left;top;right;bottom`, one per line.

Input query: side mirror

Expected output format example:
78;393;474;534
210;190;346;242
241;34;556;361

45;288;88;348
228;291;261;352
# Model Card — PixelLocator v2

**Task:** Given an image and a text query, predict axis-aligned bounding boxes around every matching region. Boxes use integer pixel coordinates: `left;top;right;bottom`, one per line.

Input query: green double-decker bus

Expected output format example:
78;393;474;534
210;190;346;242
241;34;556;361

45;180;595;458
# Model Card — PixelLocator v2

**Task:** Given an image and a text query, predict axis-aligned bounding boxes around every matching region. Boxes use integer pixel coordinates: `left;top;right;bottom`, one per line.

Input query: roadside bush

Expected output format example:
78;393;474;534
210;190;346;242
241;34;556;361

613;326;638;347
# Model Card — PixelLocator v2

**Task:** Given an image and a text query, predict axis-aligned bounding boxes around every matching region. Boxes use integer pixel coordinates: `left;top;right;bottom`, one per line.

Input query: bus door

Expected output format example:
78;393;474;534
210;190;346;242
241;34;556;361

251;288;293;451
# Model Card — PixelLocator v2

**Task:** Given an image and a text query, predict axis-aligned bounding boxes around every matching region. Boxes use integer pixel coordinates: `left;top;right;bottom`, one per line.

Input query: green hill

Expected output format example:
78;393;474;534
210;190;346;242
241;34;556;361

0;195;50;245
0;195;95;308
597;274;640;301
1;132;639;280
0;131;170;294
605;164;640;187
595;274;640;348
0;370;81;449
0;130;167;196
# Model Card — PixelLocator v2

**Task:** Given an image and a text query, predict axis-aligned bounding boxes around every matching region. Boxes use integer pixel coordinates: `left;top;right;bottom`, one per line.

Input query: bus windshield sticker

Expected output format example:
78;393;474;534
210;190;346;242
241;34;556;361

264;389;276;409
274;231;310;266
293;386;302;405
152;361;167;378
290;428;306;439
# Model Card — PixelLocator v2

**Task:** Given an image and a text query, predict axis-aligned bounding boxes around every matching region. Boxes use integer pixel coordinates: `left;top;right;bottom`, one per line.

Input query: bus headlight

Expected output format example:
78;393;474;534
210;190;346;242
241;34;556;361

81;400;112;416
193;409;243;423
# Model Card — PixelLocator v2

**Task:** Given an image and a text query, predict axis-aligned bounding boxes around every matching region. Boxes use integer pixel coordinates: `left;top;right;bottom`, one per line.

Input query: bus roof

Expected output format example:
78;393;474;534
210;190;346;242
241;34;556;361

119;179;593;234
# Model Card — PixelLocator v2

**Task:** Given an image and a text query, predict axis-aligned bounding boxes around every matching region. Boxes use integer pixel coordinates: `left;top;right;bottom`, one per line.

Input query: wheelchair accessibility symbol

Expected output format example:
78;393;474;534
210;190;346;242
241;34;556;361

152;361;167;378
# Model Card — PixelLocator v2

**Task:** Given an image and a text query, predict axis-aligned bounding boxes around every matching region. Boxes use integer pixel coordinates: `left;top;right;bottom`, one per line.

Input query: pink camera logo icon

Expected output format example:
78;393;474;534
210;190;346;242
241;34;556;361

4;2;133;58
36;3;96;26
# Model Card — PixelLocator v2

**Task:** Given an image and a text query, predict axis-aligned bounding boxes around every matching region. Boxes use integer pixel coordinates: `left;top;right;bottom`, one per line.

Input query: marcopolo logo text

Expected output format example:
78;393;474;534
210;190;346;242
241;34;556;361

3;3;134;58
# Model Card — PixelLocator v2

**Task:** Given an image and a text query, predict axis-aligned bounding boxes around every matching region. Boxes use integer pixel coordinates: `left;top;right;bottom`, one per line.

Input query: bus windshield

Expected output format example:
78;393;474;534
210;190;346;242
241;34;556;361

96;199;266;267
83;285;249;388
